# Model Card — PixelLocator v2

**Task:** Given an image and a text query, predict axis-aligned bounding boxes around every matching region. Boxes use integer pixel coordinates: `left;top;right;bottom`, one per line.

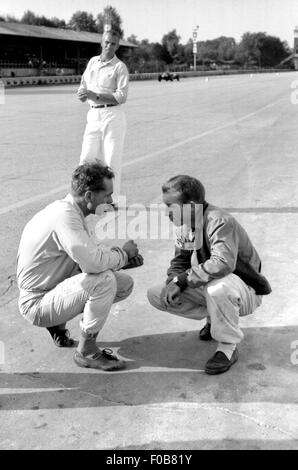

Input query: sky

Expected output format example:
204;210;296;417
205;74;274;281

1;0;298;46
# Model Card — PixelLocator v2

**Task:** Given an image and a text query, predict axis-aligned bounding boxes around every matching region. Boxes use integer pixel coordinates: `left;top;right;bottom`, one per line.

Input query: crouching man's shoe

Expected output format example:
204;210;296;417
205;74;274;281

205;348;238;375
74;329;126;371
46;326;75;348
74;348;126;371
199;322;212;341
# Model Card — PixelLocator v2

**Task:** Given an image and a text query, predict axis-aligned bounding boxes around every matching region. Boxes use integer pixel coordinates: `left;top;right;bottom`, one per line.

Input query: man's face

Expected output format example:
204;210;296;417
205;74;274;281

87;177;114;214
163;189;203;228
162;190;184;226
101;33;119;61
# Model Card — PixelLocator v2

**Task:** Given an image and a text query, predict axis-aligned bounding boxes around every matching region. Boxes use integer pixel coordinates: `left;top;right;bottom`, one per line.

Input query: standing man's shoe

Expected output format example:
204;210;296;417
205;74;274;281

199;322;212;341
205;349;238;375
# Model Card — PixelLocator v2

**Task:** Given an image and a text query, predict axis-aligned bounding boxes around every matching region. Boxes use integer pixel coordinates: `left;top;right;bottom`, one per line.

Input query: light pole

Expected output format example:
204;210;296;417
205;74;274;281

192;25;199;71
104;9;112;32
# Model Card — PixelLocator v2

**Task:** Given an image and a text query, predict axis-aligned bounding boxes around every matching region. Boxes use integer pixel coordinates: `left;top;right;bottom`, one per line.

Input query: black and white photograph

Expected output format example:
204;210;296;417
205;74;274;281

0;0;298;453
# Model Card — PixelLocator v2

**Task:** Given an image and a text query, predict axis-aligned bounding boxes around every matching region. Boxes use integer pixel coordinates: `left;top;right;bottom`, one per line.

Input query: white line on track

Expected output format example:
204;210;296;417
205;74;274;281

0;96;285;216
124;96;285;168
0;184;69;216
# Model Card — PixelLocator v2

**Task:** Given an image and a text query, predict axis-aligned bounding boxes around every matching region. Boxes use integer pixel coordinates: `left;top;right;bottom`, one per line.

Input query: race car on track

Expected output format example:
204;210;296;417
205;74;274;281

158;72;180;82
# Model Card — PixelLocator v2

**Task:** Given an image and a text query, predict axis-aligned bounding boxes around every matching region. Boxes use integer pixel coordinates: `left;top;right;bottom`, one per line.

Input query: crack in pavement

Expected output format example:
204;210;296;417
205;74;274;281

17;373;134;407
151;403;298;441
8;374;298;436
0;275;16;298
75;388;133;407
207;404;297;441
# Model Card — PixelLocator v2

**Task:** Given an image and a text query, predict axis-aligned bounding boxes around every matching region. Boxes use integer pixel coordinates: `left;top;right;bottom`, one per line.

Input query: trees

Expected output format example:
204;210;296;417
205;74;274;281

50;17;67;28
235;32;264;66
182;36;236;68
20;10;66;28
21;10;36;25
126;34;138;45
5;14;19;23
124;37;174;73
96;5;124;37
1;7;292;71
161;29;181;64
259;35;289;66
235;32;289;67
217;37;236;61
68;11;96;32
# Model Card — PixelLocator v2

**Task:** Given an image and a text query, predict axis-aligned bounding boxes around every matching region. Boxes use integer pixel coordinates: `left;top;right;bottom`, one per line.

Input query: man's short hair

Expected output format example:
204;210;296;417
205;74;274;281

71;163;114;196
102;28;121;40
162;175;206;204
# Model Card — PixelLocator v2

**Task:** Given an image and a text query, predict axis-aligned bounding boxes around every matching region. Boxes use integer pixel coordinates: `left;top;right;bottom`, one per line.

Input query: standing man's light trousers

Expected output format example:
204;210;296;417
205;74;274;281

79;106;126;201
20;271;133;335
147;273;262;344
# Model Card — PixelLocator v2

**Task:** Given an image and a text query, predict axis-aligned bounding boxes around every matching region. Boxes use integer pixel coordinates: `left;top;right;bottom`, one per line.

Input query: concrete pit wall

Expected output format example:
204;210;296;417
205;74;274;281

0;68;295;88
1;75;82;87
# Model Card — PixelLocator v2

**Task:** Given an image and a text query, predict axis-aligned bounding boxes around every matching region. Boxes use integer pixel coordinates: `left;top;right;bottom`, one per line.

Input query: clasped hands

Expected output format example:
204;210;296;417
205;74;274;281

122;240;144;270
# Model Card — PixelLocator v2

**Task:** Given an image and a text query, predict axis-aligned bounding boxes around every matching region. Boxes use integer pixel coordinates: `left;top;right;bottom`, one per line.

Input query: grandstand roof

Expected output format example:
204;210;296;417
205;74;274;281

0;22;137;47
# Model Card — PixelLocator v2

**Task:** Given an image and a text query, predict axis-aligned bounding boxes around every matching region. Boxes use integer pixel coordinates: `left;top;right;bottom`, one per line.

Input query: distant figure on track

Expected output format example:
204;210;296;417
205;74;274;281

77;29;129;202
17;163;143;371
147;175;272;375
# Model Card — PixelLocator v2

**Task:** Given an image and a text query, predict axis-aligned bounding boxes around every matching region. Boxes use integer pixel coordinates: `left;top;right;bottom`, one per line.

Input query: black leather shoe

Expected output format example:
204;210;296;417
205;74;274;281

199;322;212;341
46;326;75;348
205;349;238;375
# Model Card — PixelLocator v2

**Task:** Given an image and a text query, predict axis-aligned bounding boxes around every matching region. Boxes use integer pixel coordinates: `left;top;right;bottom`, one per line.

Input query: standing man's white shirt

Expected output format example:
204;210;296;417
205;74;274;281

79;55;129;107
78;32;130;202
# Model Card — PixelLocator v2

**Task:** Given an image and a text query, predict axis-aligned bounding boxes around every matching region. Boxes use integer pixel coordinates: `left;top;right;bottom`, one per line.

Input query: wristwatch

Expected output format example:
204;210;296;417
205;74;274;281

172;276;182;288
172;273;188;292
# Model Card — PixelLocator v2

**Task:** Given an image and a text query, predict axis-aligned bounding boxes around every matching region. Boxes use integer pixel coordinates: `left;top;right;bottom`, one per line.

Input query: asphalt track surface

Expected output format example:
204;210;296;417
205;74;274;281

1;72;298;449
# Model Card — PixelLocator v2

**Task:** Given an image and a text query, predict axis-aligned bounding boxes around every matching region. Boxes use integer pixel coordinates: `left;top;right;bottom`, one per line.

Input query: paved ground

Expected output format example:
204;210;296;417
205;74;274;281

1;72;298;450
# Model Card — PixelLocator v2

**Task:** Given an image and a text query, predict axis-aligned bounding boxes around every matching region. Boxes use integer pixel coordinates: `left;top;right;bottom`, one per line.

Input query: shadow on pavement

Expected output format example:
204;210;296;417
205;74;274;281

0;326;297;411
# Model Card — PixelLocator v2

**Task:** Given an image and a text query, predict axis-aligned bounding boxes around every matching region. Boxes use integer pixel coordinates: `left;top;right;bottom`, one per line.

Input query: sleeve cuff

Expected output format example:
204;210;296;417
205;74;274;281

113;92;127;105
112;92;121;104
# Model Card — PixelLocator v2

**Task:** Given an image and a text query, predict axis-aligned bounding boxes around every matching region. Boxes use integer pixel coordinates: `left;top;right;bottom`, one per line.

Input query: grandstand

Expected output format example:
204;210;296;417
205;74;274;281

0;22;137;77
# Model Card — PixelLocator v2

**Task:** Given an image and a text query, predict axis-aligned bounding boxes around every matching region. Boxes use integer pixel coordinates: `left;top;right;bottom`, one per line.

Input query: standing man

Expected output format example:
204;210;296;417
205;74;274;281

17;163;142;371
77;29;129;202
147;175;272;375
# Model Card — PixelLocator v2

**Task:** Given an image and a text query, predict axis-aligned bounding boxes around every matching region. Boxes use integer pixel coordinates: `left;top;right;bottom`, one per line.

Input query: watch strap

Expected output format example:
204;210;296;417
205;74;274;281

174;273;188;291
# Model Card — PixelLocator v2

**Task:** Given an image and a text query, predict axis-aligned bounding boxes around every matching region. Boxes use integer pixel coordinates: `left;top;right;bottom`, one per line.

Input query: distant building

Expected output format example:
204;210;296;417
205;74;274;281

0;22;137;77
277;27;298;70
294;27;298;69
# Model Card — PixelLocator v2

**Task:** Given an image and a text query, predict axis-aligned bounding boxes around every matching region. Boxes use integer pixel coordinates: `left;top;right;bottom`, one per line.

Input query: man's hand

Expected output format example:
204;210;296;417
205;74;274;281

77;88;88;102
162;282;181;308
77;89;98;102
122;240;139;260
85;90;98;101
122;254;144;270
